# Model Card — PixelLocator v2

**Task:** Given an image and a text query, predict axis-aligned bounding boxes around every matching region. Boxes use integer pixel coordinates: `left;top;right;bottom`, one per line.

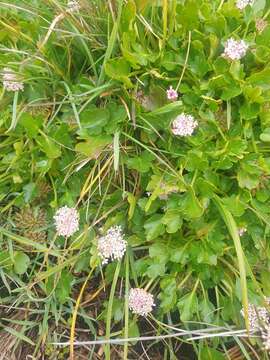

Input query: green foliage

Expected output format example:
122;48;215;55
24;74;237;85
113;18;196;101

1;0;270;358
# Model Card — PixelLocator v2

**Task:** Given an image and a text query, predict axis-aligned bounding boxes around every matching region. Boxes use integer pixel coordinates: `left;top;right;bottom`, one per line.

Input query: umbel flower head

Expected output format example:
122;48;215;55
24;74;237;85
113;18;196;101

129;288;155;316
167;86;178;101
54;206;79;238
97;225;127;264
2;68;24;92
67;0;80;12
171;113;198;137
236;0;253;10
222;38;248;61
241;301;270;332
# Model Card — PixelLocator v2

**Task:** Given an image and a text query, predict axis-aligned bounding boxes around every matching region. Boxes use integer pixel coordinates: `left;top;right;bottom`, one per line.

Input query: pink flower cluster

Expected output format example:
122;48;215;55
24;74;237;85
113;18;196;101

222;38;248;61
54;206;79;238
2;68;24;92
128;288;155;316
97;225;127;264
167;86;178;101
171;113;198;137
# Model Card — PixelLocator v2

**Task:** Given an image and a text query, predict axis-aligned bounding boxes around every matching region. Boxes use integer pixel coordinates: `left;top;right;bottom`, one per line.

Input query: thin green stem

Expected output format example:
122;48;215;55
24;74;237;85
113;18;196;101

123;252;129;359
227;100;231;130
162;0;168;48
105;261;121;359
176;31;192;91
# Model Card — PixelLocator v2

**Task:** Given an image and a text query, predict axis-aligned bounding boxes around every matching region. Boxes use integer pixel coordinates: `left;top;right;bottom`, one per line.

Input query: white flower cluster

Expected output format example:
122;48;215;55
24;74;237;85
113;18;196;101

2;68;24;92
54;206;79;238
241;301;270;331
67;0;80;12
128;288;155;316
97;225;127;264
222;38;248;61
171;113;198;137
236;0;253;10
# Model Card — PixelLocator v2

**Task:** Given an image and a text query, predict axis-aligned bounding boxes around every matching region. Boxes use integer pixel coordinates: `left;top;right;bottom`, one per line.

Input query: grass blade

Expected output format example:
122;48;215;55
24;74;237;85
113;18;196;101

213;195;249;331
113;131;120;172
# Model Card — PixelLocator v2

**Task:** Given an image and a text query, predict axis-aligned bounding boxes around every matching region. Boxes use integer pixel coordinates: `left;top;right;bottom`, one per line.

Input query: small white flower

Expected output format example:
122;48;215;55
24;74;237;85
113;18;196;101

54;206;79;238
2;68;24;92
129;288;155;316
171;113;198;137
236;0;253;10
67;0;80;12
167;86;178;101
97;225;127;264
241;301;270;331
238;227;247;237
222;38;248;61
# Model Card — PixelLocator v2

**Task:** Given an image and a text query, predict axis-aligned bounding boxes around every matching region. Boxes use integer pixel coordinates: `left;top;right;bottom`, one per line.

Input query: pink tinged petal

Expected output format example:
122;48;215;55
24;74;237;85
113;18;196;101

128;288;155;316
171;113;198;137
54;206;79;238
167;86;178;100
97;225;127;264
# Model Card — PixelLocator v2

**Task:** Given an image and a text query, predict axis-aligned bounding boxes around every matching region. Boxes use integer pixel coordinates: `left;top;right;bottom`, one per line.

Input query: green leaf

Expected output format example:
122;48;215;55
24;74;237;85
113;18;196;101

200;347;225;360
160;277;177;312
162;210;182;233
181;190;204;218
127;192;136;220
177;292;198;321
149;242;169;262
121;0;136;31
144;214;165;241
260;128;270;142
23;182;38;203
177;1;199;30
80;106;110;134
237;169;260;189
247;68;270;90
240;102;261;120
127;321;140;344
13;252;30;275
146;262;166;278
126;151;154;172
55;270;73;304
105;58;132;87
20;113;42;138
75;135;112;158
252;0;266;13
221;84;242;100
222;195;246;217
257;26;270;48
36;135;61;159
